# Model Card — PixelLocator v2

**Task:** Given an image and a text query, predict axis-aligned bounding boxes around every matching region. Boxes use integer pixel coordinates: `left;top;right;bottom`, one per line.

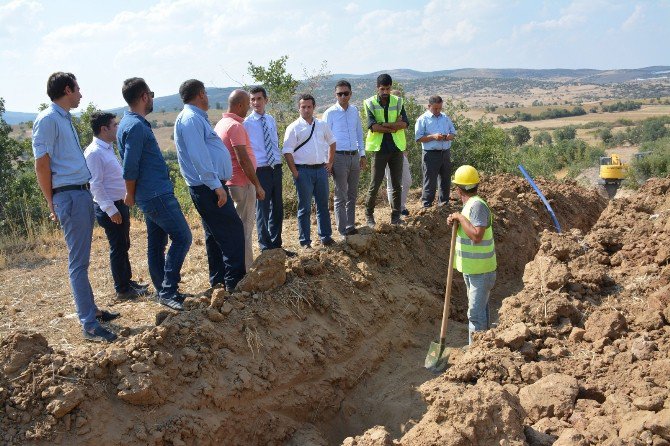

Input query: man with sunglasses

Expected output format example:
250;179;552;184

323;80;365;237
118;78;192;311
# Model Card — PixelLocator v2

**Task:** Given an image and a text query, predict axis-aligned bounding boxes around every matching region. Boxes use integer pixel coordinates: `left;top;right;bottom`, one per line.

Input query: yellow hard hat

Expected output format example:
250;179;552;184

453;165;480;189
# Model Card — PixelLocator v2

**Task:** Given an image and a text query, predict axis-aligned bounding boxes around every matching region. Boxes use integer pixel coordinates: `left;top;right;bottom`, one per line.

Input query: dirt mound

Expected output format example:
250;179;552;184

413;177;670;445
0;174;608;445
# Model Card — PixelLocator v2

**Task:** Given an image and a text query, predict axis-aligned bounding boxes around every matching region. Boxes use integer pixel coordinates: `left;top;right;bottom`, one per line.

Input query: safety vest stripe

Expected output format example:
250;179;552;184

457;250;496;259
456;237;494;246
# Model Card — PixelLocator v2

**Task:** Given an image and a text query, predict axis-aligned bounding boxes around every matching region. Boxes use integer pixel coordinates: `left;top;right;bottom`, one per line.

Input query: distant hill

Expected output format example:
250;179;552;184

5;66;669;122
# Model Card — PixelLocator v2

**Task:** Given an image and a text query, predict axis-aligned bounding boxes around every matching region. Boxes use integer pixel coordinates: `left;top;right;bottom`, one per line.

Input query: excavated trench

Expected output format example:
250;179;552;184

0;175;607;446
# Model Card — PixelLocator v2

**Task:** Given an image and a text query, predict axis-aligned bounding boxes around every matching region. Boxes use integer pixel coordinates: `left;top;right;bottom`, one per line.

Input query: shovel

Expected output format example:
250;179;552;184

425;222;458;373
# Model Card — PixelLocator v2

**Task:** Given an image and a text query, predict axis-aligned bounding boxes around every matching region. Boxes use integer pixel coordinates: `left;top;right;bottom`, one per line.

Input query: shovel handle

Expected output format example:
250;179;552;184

439;222;459;342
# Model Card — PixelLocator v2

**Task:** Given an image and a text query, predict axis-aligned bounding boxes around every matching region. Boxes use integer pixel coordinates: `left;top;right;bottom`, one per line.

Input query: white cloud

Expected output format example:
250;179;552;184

0;0;42;37
622;4;644;30
344;2;359;13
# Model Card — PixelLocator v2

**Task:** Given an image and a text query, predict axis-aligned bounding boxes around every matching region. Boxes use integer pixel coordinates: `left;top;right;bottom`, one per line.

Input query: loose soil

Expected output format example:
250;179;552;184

2;174;669;445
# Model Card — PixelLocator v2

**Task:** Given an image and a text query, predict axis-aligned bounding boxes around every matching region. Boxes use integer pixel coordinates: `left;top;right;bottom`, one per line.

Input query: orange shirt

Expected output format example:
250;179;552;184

214;113;257;187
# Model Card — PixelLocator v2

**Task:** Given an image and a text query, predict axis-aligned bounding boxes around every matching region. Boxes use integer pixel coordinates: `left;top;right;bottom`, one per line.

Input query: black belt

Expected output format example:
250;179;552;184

295;163;325;169
257;164;282;170
336;150;359;155
52;183;89;195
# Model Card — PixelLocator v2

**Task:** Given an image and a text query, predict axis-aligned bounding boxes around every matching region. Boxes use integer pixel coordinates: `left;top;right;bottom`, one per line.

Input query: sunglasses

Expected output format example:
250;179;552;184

146;91;155;98
336;91;351;97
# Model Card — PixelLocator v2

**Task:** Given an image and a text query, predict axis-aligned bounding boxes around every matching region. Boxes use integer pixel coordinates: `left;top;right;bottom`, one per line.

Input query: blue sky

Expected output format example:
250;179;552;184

1;0;668;112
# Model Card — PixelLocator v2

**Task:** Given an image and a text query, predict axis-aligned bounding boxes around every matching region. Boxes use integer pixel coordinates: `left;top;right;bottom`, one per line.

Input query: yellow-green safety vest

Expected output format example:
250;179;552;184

455;196;497;274
364;95;407;152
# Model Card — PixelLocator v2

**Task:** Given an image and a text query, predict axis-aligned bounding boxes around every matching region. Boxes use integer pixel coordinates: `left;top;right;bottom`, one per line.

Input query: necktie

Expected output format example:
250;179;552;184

260;115;277;167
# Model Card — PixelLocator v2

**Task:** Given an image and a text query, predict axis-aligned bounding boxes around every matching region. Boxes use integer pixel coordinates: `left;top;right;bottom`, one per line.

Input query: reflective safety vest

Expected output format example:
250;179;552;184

364;95;406;152
455;196;497;274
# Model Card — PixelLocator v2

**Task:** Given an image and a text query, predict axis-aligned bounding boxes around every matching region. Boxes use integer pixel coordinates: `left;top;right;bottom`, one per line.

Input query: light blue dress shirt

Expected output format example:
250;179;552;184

243;111;281;167
415;110;457;151
32;103;91;188
174;104;232;190
322;103;365;156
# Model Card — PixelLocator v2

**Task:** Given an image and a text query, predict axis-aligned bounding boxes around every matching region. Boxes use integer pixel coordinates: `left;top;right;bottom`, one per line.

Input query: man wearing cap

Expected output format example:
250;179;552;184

447;165;497;344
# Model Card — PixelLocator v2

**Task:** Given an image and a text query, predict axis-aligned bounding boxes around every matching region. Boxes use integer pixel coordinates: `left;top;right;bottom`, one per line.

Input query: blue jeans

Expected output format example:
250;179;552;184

294;165;332;246
95;200;132;293
52;190;98;331
255;165;284;251
137;193;192;300
464;271;497;344
189;184;245;290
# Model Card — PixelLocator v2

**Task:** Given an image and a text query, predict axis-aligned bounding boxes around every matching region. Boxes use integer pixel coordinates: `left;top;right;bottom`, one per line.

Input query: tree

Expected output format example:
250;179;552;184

247;55;299;111
72;102;98;148
510;125;531;146
553;126;577;142
533;131;553;146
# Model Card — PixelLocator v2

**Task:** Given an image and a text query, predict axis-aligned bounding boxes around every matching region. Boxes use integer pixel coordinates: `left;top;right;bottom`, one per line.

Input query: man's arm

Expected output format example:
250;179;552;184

124;179;137;207
120;124;144;206
385;105;409;131
35;155;56;222
284;153;299;179
233;145;265;200
366;101;393;133
323;122;336;174
180;118;222;191
447;212;486;243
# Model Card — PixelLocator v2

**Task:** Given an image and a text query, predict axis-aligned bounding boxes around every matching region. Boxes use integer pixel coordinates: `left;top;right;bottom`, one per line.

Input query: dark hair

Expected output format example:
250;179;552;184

46;72;77;101
458;184;478;194
122;77;150;105
298;93;315;107
90;111;116;136
335;79;352;90
249;85;267;99
376;73;392;87
179;79;205;104
428;95;443;105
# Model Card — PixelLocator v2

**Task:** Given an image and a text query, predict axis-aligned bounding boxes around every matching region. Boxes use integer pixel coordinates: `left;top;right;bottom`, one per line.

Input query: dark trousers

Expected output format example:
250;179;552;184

137;193;192;300
189;184;245;290
365;151;404;218
421;150;451;207
255;165;284;251
94;200;132;293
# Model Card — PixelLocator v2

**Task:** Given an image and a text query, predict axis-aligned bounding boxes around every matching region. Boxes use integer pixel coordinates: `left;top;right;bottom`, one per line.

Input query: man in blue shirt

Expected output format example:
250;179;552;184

117;77;192;311
415;95;457;207
323;79;366;237
33;72;118;342
174;79;246;292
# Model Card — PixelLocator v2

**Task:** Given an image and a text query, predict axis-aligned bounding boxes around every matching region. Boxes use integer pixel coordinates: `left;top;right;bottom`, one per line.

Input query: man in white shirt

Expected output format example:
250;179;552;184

323;80;366;237
243;86;292;255
84;111;148;301
283;94;336;249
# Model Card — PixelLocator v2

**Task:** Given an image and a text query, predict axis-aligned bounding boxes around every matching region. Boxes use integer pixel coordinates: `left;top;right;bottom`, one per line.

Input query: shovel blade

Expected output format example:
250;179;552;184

424;341;450;373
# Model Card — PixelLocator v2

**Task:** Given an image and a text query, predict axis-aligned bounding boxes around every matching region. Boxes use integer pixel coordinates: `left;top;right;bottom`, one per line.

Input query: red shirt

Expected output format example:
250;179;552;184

214;113;257;187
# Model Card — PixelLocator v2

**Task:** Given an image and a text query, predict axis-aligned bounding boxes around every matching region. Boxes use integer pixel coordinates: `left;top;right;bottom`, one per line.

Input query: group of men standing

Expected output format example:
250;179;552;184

32;71;462;343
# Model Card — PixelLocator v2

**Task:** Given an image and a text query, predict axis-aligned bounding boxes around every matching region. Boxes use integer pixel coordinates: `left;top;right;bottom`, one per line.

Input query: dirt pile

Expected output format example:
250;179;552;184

376;177;669;445
0;174;608;445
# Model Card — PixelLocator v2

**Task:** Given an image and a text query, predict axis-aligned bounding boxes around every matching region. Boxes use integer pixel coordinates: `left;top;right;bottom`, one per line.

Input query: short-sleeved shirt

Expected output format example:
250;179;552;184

32;103;91;188
282;117;336;165
469;199;491;228
214;113;257;187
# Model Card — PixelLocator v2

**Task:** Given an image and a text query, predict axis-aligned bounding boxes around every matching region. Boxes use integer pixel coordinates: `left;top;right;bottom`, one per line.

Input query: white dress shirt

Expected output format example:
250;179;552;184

243;111;281;167
322;103;365;156
84;137;126;217
282;117;336;165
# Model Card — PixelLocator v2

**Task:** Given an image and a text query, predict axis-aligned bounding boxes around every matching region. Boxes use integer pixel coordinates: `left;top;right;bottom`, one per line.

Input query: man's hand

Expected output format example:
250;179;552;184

326;162;334;174
214;187;227;207
360;156;367;170
256;185;266;201
447;212;462;226
48;201;58;223
124;193;135;207
445;133;455;141
110;212;122;224
292;170;299;179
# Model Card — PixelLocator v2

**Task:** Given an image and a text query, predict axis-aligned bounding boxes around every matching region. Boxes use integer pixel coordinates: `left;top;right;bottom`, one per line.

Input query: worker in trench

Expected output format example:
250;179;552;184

447;165;497;344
